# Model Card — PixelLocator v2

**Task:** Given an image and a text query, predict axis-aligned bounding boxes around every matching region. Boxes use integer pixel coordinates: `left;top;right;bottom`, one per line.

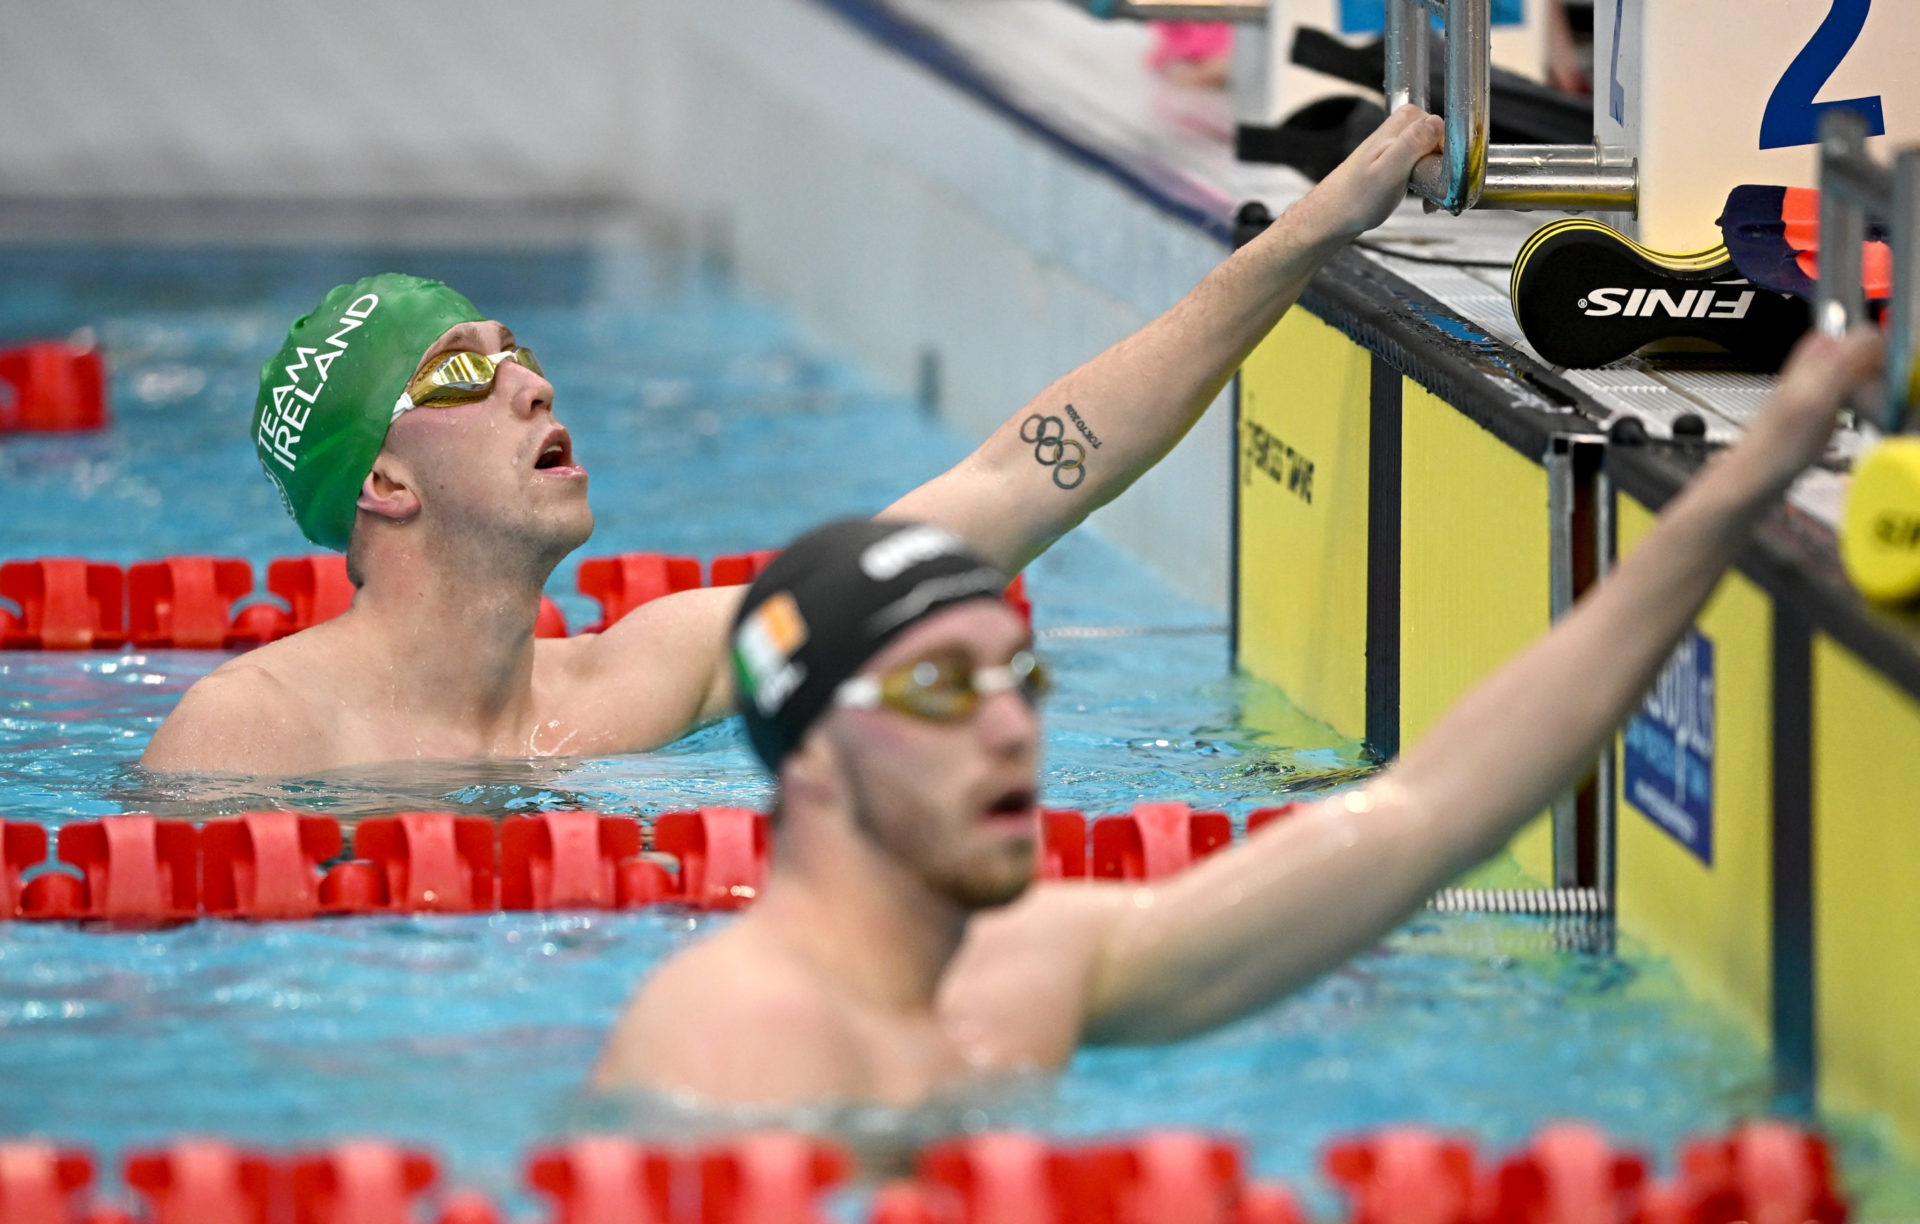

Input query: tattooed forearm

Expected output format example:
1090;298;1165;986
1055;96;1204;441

1020;413;1088;490
1064;404;1102;449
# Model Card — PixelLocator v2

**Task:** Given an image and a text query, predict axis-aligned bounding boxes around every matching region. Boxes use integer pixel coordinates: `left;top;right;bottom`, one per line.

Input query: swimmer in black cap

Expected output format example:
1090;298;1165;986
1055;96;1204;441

143;109;1445;776
595;327;1884;1106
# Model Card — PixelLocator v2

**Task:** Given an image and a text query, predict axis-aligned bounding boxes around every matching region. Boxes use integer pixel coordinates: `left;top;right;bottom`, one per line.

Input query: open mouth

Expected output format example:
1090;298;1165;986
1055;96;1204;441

984;788;1036;822
533;429;575;471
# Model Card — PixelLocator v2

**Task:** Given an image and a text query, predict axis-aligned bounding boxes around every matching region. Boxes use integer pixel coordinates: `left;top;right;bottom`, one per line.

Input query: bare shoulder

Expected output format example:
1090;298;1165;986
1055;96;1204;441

594;927;871;1103
558;585;750;746
140;644;330;774
939;882;1132;1064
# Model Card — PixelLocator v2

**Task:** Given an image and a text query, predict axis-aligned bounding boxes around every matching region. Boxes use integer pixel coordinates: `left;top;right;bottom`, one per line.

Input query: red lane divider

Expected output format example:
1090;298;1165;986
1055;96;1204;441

1484;1125;1645;1224
500;811;643;911
1676;1121;1846;1224
653;807;768;910
526;1137;676;1224
201;812;341;920
0;1142;94;1224
1038;809;1087;880
709;549;781;588
577;553;701;634
17;815;198;923
290;1142;438;1224
267;556;354;635
2;798;1330;925
0;1126;1854;1224
1;819;47;919
1246;804;1301;834
697;1132;850;1224
1088;803;1231;881
128;558;254;650
1004;575;1032;628
355;814;496;914
0;339;108;434
0;560;125;650
0;809;777;924
1325;1128;1481;1224
124;1141;278;1224
0;551;1033;651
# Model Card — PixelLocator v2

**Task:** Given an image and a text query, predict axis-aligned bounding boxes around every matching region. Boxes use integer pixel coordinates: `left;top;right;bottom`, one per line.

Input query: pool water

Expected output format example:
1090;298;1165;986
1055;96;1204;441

0;243;1909;1215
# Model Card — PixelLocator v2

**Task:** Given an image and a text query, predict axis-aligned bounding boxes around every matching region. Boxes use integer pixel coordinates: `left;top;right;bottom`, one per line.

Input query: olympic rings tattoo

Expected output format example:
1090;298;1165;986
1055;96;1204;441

1019;414;1087;490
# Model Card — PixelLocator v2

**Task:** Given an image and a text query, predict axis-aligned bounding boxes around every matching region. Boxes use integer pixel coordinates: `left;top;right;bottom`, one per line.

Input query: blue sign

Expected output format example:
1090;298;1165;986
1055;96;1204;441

1623;629;1715;865
1339;0;1523;34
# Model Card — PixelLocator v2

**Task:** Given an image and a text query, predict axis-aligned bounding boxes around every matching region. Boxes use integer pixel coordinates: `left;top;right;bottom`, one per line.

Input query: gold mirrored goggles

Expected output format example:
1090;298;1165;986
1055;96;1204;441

392;347;544;418
834;649;1050;722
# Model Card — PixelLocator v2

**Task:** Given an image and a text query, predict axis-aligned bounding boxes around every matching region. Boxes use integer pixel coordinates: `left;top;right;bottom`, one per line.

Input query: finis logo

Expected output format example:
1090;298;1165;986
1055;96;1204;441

1577;287;1756;320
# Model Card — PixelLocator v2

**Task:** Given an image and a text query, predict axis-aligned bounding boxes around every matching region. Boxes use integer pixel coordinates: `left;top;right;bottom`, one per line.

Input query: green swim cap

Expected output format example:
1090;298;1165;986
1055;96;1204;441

253;273;484;550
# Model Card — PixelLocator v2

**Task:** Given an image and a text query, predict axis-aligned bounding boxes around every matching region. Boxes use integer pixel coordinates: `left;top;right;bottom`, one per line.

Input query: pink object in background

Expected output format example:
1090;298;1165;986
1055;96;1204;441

1148;21;1233;69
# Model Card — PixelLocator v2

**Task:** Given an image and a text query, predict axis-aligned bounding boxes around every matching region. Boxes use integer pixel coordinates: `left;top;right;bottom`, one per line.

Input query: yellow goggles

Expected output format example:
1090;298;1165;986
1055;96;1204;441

835;649;1050;722
392;347;544;418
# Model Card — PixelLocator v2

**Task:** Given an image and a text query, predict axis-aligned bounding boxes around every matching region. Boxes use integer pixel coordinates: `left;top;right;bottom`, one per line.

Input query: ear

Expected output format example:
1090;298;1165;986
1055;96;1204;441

780;727;845;813
356;452;421;524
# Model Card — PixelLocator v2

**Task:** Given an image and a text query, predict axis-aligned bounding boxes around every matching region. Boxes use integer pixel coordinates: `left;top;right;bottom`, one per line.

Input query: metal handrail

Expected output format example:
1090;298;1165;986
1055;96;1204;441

1080;0;1267;19
1817;110;1920;433
1384;0;1636;213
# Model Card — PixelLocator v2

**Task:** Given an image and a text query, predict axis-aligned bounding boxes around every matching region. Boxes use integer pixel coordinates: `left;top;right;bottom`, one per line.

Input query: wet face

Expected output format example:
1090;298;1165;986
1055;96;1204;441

818;601;1042;910
378;320;593;569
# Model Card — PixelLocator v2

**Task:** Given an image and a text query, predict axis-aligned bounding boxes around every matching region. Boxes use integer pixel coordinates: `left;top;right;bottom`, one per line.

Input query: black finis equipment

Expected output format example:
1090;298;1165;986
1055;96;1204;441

1509;219;1811;370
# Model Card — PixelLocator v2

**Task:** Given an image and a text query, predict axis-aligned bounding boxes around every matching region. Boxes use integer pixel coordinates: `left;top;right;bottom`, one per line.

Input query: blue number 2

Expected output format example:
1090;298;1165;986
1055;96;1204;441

1758;0;1886;150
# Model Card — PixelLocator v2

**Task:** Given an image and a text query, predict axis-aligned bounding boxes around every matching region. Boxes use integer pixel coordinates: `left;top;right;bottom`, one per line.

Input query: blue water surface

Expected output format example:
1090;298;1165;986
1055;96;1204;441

0;244;1907;1216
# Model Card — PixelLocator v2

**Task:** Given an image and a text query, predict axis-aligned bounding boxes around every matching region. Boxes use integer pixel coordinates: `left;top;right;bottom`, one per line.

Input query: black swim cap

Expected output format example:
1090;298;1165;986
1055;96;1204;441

731;519;1009;770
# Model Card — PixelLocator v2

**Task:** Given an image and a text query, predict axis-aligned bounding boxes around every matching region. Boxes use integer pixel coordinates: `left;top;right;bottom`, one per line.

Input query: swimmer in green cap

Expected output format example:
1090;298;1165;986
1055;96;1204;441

144;109;1447;775
596;329;1885;1106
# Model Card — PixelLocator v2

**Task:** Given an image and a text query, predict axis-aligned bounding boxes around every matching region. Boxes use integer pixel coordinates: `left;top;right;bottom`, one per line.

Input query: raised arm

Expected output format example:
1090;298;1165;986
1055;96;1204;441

1074;328;1885;1043
885;107;1445;575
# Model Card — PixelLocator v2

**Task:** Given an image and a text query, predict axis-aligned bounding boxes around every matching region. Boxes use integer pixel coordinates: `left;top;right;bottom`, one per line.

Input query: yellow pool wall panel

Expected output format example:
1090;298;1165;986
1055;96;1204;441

1612;496;1774;1048
1235;309;1373;743
1397;381;1553;882
1813;635;1920;1153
